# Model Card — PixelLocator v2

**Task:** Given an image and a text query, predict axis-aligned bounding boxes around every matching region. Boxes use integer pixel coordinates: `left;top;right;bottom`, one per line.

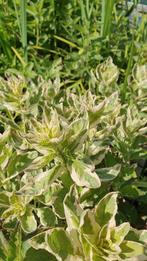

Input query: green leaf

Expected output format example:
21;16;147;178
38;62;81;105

80;209;100;245
19;207;37;233
7;227;26;261
5;151;37;180
97;57;119;85
19;165;62;196
71;160;101;188
29;232;48;250
62;118;88;152
0;191;10;208
111;222;130;245
94;192;118;227
91;254;107;261
96;164;121;182
98;223;111;243
43;108;61;139
120;184;144;199
0;231;9;256
63;186;81;231
46;228;74;261
53;188;67;219
25;248;56;261
126;228;147;244
88;100;105;127
68;229;83;257
60;171;73;189
133;64;147;88
38;182;63;205
77;234;92;259
26;154;55;171
120;240;145;259
2;194;26;221
37;207;56;227
88;145;107;165
139;230;147;244
64;118;88;143
0;227;29;261
0;128;10;151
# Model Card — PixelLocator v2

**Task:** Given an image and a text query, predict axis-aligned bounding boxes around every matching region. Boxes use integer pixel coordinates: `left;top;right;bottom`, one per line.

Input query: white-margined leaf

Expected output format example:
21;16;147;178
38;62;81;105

96;164;121;182
71;160;101;188
37;207;56;227
94;192;118;227
46;228;74;261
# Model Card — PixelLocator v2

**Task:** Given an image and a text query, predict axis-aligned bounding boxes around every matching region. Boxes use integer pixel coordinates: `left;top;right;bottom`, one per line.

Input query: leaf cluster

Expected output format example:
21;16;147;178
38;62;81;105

0;58;146;260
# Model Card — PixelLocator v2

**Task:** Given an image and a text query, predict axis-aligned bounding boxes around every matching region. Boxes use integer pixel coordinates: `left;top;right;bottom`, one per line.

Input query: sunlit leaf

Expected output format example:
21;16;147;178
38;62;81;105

19;207;37;233
71;160;101;188
64;186;82;231
94;192;118;227
37;207;56;227
120;240;145;259
46;229;74;261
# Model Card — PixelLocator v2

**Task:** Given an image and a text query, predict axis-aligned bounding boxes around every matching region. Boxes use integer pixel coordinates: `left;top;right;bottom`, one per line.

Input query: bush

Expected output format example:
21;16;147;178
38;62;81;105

0;58;146;259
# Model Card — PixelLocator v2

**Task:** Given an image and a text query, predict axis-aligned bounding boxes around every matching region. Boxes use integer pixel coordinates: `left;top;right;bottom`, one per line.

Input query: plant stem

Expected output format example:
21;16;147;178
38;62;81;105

122;36;134;101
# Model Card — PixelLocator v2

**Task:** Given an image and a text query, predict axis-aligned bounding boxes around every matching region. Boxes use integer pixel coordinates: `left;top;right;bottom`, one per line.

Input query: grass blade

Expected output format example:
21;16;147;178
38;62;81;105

20;0;28;63
101;0;115;38
54;35;81;50
11;47;26;66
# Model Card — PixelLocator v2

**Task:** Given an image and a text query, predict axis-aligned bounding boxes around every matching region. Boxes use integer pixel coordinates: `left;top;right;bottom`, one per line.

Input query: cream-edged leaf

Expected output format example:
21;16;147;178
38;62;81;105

120;240;145;259
37;207;57;227
19;207;37;233
94;192;118;227
71;160;101;188
63;186;82;231
46;228;74;261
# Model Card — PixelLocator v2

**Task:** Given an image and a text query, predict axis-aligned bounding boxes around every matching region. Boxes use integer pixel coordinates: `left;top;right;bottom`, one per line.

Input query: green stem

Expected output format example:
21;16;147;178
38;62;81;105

122;36;134;101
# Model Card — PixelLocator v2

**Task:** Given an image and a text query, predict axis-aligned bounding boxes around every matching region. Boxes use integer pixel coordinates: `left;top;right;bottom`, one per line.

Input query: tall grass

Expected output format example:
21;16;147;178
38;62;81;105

20;0;27;63
101;0;115;38
0;4;12;61
0;0;146;80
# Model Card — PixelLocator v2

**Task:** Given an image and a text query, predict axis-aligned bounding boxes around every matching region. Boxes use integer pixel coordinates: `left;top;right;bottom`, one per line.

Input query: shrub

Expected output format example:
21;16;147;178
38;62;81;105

0;58;146;260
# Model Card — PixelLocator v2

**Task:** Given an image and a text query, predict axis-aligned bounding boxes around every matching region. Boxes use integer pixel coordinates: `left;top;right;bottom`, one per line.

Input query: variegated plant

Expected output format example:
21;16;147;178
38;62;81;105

0;58;146;260
29;189;147;261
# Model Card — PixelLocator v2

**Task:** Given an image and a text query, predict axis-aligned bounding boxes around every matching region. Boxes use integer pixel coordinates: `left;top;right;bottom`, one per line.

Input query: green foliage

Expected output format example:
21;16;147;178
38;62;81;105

0;0;146;80
0;57;146;259
29;191;147;260
0;0;146;260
